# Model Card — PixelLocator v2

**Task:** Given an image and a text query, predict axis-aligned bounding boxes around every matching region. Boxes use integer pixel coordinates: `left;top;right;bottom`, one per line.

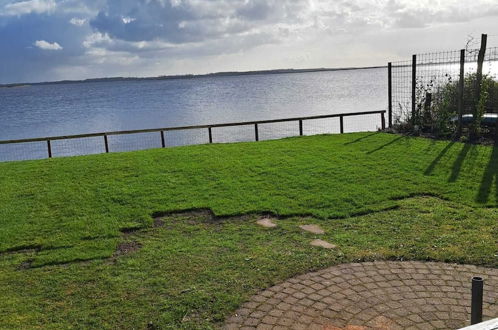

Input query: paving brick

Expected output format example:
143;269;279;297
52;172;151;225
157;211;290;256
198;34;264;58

268;309;283;318
257;303;273;312
290;323;309;330
308;293;323;301
224;261;498;330
243;317;259;326
292;291;306;299
260;290;274;298
312;301;327;310
275;302;291;311
299;298;314;307
290;304;306;314
249;311;265;319
273;292;287;300
317;288;332;297
430;320;447;329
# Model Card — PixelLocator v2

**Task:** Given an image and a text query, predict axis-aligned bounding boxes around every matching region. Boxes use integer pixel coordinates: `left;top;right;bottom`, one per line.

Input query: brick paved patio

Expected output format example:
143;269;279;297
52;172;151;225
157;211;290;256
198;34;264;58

223;261;498;330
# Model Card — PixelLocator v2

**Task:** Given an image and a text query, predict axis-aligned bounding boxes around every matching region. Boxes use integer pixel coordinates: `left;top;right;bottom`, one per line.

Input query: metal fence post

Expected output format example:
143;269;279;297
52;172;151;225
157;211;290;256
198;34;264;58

412;54;417;126
471;277;484;325
255;124;259;141
104;134;109;153
208;127;213;144
381;112;386;130
299;120;303;136
160;131;166;148
388;62;393;128
457;49;465;137
340;116;344;134
47;140;52;158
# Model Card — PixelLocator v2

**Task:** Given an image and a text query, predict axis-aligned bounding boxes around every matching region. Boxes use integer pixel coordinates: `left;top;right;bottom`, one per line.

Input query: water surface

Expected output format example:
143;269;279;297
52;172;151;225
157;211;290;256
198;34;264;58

0;68;387;160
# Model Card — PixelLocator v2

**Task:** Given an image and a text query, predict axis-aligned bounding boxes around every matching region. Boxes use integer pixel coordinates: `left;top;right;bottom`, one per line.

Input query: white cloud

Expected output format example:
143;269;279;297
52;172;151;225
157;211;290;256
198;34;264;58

69;17;86;26
82;32;112;48
2;0;56;16
121;16;135;24
34;40;63;50
2;0;498;83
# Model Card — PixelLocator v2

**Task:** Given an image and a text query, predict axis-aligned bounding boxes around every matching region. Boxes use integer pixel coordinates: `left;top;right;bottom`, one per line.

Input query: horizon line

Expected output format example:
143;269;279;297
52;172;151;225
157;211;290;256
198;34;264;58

0;65;386;87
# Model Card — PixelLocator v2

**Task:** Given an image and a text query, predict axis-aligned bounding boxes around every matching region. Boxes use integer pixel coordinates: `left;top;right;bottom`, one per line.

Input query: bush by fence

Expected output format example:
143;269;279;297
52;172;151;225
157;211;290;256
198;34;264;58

389;35;498;141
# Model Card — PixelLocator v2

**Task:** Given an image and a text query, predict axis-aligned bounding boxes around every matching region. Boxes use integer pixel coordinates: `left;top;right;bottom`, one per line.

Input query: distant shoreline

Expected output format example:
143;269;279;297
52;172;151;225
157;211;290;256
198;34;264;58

0;66;385;88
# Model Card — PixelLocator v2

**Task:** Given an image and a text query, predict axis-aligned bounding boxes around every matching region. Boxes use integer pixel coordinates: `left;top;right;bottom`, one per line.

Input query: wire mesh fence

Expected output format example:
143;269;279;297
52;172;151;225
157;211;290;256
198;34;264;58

0;111;386;163
258;121;299;141
107;132;163;153
390;60;412;125
390;44;498;139
51;136;106;158
303;117;340;136
0;141;48;161
211;125;255;144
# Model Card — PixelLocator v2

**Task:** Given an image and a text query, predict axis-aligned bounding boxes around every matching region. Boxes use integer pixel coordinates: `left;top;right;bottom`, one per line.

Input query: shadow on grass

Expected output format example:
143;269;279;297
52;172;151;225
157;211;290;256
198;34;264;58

424;142;455;176
448;144;473;182
476;142;498;204
366;135;407;154
344;132;379;145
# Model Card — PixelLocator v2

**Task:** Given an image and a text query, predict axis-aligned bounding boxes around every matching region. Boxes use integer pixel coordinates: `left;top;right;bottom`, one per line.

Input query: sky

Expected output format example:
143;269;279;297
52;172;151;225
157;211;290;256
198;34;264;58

0;0;497;84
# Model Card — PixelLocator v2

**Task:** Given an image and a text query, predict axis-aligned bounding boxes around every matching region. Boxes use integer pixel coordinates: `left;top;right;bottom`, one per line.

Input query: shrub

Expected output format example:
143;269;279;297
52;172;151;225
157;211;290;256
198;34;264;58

395;73;498;139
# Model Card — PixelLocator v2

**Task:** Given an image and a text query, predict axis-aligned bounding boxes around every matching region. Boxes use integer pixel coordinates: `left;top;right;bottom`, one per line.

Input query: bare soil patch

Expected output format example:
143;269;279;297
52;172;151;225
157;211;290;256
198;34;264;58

114;241;142;258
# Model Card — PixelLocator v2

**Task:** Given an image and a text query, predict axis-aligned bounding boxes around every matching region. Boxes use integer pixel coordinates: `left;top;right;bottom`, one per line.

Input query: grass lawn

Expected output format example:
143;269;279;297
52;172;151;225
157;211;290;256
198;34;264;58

0;132;497;328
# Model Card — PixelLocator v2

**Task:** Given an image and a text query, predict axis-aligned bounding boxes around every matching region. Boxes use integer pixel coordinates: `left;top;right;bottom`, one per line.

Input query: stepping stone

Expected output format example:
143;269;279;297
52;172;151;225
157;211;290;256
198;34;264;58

310;239;337;249
299;224;325;234
256;218;277;228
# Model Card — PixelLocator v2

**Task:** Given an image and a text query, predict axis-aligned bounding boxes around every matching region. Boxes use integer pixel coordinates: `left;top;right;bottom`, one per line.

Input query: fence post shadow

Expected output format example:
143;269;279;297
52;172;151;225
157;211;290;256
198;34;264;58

448;143;474;182
343;132;379;146
476;142;498;204
424;141;455;176
366;135;406;154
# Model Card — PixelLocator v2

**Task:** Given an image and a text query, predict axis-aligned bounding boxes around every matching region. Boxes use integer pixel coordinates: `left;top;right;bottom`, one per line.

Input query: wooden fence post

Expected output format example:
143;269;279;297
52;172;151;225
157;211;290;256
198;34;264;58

388;62;393;128
47;140;52;158
160;131;166;148
472;34;487;139
104;134;109;153
457;49;465;136
412;54;417;127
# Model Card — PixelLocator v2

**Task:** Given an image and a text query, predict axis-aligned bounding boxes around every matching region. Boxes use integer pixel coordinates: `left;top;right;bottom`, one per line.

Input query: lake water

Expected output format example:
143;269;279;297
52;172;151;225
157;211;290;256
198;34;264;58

0;68;387;161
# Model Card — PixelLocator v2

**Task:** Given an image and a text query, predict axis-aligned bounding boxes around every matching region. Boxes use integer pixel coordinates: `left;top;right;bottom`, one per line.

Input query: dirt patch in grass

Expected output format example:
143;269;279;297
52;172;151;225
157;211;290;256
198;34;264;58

153;217;165;228
114;241;142;257
17;259;33;270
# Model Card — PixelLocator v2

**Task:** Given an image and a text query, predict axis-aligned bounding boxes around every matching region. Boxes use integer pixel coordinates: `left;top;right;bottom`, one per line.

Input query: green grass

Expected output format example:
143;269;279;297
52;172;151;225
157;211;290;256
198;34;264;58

0;132;497;328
